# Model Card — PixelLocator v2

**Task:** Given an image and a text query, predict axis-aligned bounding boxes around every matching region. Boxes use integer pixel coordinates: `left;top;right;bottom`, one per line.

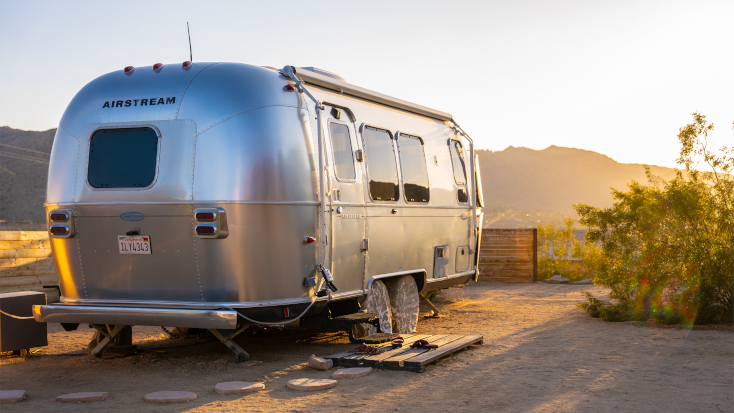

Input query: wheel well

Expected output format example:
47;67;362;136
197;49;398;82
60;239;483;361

367;270;427;294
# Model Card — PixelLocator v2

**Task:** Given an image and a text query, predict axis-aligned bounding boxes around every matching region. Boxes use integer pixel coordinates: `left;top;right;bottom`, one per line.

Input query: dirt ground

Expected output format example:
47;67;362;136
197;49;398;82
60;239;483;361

2;282;732;413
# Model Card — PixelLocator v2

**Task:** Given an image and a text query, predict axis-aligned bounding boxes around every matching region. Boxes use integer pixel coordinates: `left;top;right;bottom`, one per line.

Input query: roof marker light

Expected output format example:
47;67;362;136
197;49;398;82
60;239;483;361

153;63;164;72
124;66;135;75
284;84;296;92
304;236;316;244
182;61;193;70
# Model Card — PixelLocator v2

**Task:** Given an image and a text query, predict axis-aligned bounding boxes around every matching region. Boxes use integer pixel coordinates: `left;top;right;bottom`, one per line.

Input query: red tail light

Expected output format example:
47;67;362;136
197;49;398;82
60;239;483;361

124;66;135;75
182;61;192;69
50;225;69;235
284;84;296;92
195;212;215;221
153;63;164;72
195;225;216;235
50;212;69;222
193;208;227;239
304;236;316;244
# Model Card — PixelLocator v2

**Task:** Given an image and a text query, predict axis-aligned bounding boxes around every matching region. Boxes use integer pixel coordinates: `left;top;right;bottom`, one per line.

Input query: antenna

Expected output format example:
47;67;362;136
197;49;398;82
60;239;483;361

187;22;193;62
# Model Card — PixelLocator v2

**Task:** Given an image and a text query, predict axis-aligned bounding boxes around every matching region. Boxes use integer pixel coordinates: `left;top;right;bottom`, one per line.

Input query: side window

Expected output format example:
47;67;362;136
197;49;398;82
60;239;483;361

362;126;399;201
397;134;429;203
449;140;469;203
328;122;356;180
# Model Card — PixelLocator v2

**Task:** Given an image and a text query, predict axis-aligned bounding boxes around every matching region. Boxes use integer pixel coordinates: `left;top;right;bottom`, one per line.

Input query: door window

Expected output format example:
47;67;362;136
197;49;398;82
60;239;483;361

449;140;467;185
397;134;430;203
362;126;399;201
328;122;356;180
449;140;469;203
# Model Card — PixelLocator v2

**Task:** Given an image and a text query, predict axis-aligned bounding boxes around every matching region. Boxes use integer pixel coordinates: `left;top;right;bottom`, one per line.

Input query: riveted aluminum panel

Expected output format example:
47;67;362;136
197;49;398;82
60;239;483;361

193;203;319;302
46;127;81;204
72;204;201;302
176;63;302;135
71;119;197;203
191;107;315;202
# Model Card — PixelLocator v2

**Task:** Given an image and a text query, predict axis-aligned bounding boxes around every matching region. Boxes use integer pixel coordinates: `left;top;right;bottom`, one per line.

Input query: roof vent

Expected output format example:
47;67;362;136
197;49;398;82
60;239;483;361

299;67;346;82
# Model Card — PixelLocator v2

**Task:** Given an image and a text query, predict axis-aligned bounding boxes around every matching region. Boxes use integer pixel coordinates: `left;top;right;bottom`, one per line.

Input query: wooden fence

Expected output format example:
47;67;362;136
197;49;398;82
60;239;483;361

478;228;537;283
0;231;59;301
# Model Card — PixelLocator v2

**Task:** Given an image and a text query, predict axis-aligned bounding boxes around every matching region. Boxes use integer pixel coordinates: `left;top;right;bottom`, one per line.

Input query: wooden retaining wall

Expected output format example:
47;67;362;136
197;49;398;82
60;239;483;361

478;228;537;283
0;231;59;302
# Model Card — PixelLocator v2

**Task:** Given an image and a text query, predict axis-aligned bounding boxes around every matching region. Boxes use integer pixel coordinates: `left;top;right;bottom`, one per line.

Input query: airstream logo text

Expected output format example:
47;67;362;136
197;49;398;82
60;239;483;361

102;97;176;108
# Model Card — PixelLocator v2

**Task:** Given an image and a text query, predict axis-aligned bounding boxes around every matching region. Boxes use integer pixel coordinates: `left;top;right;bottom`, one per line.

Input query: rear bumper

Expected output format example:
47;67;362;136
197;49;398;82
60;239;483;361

32;304;237;330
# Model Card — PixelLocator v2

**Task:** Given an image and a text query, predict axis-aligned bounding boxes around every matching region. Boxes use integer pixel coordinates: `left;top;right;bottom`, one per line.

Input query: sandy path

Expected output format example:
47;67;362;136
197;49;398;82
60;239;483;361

1;282;732;412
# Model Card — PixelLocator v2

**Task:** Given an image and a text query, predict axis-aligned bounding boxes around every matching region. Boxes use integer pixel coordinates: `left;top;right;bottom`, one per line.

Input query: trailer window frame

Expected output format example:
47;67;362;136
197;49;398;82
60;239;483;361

359;124;400;203
448;138;469;204
85;125;162;191
327;119;358;182
396;132;430;203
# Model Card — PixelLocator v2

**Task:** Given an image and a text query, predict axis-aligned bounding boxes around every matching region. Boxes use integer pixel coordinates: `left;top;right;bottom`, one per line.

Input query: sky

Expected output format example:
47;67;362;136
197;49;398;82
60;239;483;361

1;0;732;169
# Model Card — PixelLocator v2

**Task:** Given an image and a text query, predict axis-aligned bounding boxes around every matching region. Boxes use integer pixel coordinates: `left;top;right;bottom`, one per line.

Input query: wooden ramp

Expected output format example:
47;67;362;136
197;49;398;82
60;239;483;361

324;333;483;372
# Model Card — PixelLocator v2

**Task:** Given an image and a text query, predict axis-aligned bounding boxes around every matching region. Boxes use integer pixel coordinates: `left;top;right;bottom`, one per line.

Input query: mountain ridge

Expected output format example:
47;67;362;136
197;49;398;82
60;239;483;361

0;127;681;224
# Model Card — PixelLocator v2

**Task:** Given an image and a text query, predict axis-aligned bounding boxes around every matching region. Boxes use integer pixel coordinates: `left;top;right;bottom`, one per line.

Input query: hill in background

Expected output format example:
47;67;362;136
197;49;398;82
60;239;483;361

477;146;679;227
0;127;54;226
0;127;681;229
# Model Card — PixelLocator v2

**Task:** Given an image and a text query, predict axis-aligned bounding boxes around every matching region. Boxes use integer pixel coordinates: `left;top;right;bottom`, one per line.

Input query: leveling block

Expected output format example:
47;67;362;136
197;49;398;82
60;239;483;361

323;333;483;372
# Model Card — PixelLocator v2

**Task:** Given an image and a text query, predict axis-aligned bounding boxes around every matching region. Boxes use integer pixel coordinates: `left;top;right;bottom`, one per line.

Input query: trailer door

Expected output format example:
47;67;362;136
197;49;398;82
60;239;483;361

324;106;367;295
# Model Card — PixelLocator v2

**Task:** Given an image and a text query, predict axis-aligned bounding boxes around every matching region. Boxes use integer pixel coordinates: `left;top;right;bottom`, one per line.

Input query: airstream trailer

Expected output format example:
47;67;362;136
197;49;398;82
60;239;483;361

33;62;484;360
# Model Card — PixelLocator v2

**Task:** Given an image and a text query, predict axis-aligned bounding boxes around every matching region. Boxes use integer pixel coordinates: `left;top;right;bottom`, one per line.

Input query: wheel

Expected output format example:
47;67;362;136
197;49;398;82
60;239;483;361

386;275;419;334
352;279;392;338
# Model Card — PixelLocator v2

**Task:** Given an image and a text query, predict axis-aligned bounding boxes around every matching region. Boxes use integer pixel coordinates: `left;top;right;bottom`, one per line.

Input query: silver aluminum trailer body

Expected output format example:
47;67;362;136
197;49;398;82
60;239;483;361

35;63;481;350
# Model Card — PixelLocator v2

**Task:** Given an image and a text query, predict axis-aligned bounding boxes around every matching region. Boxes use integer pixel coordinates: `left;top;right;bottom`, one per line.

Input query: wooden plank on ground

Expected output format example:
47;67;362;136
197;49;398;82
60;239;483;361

323;333;417;361
403;335;483;368
360;334;433;366
381;335;451;367
381;335;469;368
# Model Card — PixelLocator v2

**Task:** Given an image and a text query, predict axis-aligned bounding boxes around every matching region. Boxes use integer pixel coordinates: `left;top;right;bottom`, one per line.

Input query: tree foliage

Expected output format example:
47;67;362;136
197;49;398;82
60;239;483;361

574;113;733;325
538;218;602;281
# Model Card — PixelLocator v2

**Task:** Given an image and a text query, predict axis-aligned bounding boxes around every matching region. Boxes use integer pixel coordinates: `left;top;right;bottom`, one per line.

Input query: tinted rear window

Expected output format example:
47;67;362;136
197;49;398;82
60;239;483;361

362;126;399;201
88;127;158;188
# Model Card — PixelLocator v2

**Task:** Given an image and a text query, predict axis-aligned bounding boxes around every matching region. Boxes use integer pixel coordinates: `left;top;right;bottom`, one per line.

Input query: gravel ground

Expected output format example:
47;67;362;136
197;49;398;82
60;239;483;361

1;282;732;412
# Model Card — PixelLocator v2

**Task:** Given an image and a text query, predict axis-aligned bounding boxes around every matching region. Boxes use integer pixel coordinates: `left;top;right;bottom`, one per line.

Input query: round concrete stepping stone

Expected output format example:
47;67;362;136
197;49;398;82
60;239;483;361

56;392;109;402
331;367;373;379
144;391;197;403
214;381;265;394
0;390;26;403
286;378;337;391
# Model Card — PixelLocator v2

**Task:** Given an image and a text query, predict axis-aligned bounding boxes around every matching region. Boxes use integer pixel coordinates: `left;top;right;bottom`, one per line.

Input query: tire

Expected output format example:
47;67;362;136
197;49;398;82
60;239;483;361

353;279;392;338
387;275;419;334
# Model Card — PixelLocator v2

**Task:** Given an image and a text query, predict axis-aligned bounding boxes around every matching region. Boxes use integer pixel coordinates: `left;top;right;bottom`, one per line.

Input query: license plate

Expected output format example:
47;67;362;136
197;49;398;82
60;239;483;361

118;235;151;255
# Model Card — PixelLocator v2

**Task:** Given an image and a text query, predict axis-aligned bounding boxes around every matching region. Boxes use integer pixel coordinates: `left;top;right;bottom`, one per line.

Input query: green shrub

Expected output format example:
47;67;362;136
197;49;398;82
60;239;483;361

538;218;602;282
576;292;628;322
574;113;733;325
